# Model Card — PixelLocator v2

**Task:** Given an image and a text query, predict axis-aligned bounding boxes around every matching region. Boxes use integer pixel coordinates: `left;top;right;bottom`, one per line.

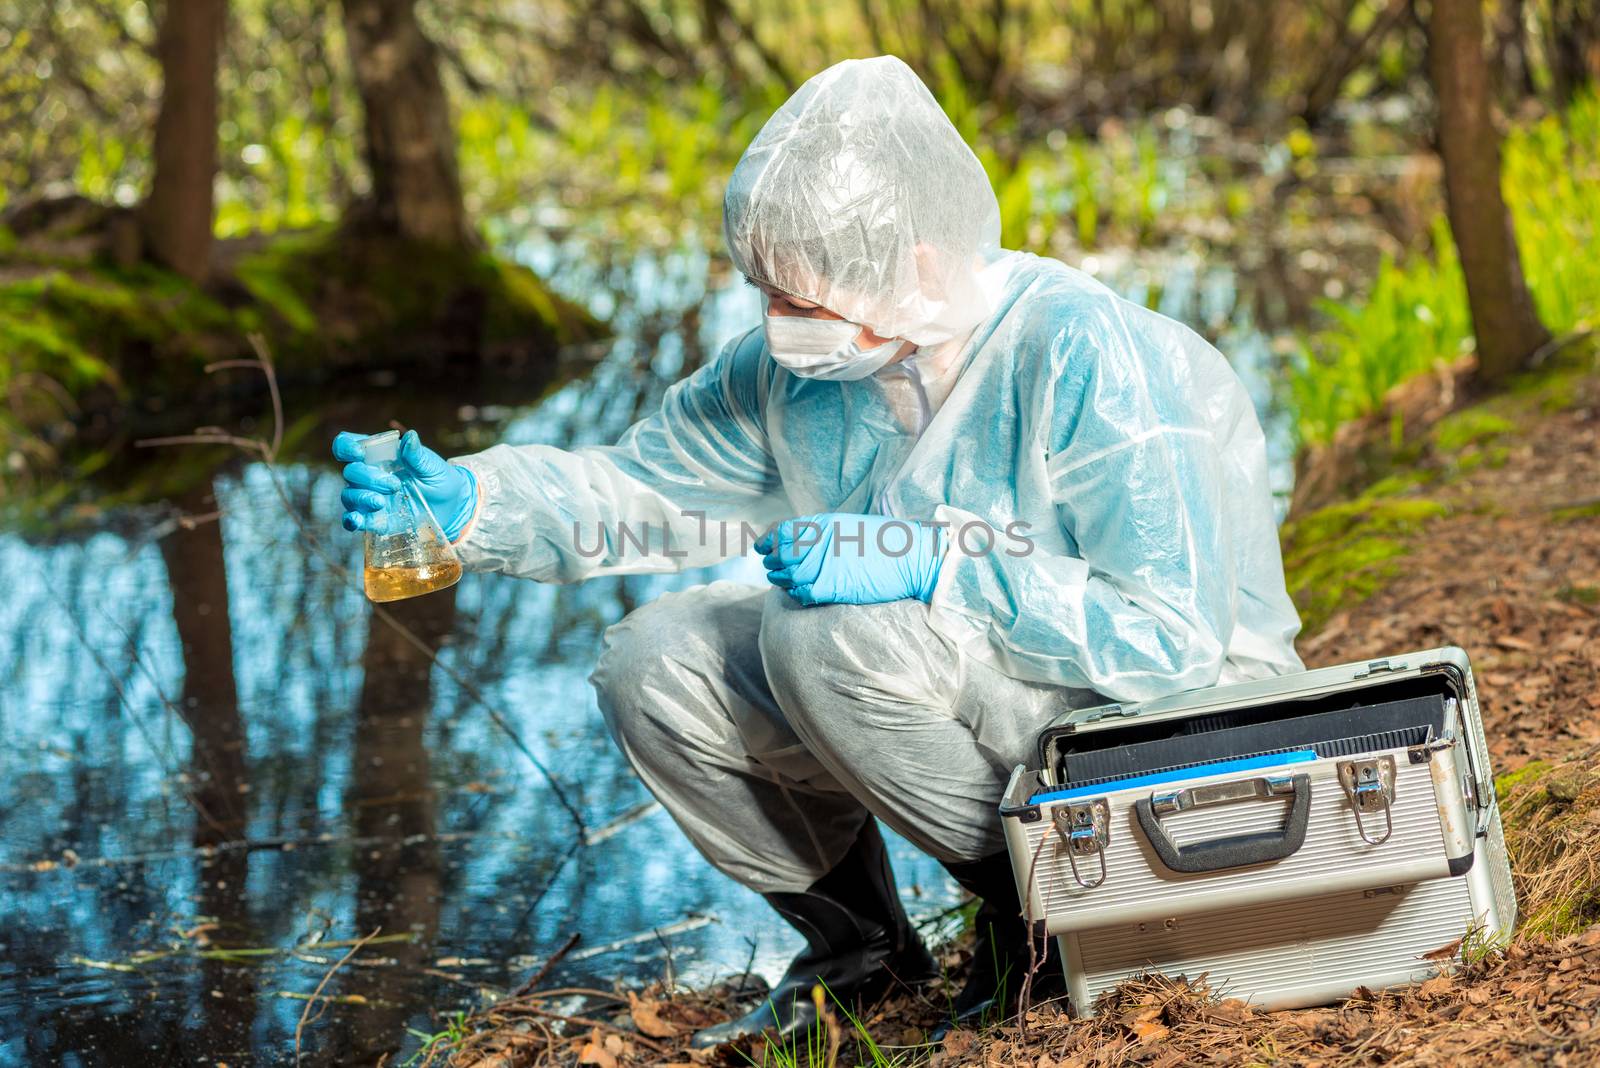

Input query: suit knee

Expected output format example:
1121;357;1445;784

758;592;843;716
759;593;913;725
592;583;766;752
592;593;702;746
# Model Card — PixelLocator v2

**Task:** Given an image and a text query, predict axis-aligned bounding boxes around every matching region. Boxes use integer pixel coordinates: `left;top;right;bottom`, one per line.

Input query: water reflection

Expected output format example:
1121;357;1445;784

323;589;454;1064
162;479;260;1064
0;235;1306;1064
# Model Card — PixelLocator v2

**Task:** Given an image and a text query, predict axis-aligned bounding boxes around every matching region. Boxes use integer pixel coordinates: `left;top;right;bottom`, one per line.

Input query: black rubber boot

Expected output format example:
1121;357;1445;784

691;820;937;1049
931;851;1065;1040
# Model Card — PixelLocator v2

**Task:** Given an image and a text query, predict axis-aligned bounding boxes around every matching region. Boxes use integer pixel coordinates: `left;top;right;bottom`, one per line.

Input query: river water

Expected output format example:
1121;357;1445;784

0;234;1307;1064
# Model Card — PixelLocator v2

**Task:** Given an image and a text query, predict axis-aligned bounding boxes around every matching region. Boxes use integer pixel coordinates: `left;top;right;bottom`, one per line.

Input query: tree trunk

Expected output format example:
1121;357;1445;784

340;0;474;247
143;0;225;281
1428;0;1551;384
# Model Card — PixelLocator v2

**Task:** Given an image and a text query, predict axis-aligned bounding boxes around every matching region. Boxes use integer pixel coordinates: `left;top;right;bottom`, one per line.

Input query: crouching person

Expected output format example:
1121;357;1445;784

334;56;1302;1047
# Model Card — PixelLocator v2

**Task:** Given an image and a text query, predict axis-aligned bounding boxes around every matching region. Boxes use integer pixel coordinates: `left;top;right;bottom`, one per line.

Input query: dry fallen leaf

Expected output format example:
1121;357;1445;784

1131;1018;1170;1043
942;1028;979;1056
1209;999;1252;1023
577;1041;618;1068
1421;936;1465;963
627;991;680;1038
1418;975;1455;998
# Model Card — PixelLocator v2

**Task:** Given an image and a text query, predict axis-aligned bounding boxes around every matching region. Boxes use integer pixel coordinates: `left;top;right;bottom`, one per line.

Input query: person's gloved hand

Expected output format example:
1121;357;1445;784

755;513;946;606
333;429;478;541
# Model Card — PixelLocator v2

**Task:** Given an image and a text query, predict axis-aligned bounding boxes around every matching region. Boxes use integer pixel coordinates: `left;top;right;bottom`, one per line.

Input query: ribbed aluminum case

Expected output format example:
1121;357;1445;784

1065;875;1478;1011
999;646;1516;1015
1010;743;1467;935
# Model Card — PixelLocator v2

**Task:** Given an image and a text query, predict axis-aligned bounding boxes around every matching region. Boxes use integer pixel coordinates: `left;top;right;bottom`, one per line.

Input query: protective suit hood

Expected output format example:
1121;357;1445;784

723;56;1002;347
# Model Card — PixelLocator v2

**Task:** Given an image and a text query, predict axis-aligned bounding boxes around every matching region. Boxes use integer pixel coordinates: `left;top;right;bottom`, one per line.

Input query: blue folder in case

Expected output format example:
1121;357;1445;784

1028;748;1319;805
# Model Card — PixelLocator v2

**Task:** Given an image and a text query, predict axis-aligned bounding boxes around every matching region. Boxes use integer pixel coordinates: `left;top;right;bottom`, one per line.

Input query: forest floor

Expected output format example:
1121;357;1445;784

430;353;1600;1067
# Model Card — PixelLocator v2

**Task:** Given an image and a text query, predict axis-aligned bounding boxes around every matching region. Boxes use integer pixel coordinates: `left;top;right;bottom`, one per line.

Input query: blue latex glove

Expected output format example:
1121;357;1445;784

333;429;478;541
755;513;946;606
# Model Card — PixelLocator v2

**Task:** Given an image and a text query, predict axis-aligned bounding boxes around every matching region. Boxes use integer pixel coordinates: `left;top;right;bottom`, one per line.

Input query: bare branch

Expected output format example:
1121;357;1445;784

294;926;383;1063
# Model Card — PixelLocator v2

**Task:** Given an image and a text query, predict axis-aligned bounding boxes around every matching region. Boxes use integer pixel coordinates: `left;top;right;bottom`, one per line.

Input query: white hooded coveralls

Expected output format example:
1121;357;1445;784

452;57;1303;892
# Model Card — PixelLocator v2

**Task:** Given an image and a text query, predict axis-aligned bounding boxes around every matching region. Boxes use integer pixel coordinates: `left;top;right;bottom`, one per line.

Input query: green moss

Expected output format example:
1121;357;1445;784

1431;410;1515;454
1551;501;1600;522
1496;760;1552;803
1281;496;1449;634
1509;364;1585;414
234;238;319;335
1361;469;1439;500
1558;584;1600;605
0;266;241;404
2;229;604;507
485;258;567;340
232;227;603;366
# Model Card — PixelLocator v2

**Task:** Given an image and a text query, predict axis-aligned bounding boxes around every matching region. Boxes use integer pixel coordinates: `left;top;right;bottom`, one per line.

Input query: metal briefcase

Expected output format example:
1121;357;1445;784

999;646;1516;1014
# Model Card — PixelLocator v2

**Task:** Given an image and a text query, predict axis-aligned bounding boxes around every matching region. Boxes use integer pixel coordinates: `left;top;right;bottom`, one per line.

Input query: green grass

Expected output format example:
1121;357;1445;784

403;1010;470;1067
1289;218;1473;445
459;68;1189;260
1291;89;1600;446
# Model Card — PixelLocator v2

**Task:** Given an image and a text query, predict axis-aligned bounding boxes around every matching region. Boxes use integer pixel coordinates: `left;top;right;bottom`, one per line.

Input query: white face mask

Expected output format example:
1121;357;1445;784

763;313;904;381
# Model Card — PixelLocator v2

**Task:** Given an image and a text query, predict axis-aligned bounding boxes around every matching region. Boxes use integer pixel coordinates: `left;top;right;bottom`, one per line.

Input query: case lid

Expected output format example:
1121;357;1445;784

1047;691;1447;789
1041;648;1470;759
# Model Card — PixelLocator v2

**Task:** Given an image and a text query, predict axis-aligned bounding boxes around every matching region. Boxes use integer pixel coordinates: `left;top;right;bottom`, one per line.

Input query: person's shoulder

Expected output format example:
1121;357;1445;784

716;323;767;365
987;257;1116;388
1007;256;1196;347
696;324;767;386
689;324;774;416
1006;255;1117;319
1005;256;1227;378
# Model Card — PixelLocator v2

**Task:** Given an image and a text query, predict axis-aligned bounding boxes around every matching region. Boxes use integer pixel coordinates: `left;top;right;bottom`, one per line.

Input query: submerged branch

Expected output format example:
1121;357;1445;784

295;926;383;1063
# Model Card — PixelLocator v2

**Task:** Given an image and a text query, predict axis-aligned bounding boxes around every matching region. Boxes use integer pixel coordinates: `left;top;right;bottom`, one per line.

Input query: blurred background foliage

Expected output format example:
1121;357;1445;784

1;0;1598;490
1292;92;1600;444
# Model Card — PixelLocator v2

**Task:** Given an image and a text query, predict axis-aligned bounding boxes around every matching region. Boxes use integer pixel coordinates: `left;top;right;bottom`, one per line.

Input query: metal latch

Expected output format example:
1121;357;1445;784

1053;798;1110;889
1338;756;1397;845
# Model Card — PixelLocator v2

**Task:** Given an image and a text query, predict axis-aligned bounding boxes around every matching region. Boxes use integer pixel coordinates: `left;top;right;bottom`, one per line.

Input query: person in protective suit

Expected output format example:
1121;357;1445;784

334;56;1303;1046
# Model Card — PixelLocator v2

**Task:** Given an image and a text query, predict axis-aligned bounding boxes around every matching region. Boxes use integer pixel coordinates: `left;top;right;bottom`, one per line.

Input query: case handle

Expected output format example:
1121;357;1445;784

1134;773;1312;874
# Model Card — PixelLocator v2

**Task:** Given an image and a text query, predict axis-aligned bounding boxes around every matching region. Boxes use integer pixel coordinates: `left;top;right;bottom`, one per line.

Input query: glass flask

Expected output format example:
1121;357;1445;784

359;430;463;603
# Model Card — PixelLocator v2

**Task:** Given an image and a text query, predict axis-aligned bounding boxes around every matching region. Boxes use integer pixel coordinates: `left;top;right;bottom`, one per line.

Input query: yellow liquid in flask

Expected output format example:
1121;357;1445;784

364;559;462;602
